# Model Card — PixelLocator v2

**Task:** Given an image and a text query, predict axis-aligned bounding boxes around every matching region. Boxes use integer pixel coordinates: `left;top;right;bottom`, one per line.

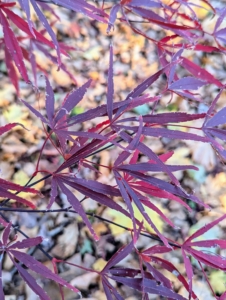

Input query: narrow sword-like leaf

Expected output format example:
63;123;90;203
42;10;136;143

169;77;206;90
10;250;81;293
0;10;29;82
107;44;114;121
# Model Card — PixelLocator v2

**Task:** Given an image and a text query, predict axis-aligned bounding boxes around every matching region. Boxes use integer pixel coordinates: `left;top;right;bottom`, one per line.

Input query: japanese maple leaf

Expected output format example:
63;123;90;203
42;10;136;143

181;214;226;297
202;90;226;160
0;223;80;299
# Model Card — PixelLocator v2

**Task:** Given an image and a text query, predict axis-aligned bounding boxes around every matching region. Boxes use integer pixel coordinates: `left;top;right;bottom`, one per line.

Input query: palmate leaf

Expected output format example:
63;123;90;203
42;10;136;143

115;171;170;247
100;241;185;299
141;246;197;299
0;6;72;92
0;225;80;299
0;9;29;83
181;214;226;296
47;174;140;240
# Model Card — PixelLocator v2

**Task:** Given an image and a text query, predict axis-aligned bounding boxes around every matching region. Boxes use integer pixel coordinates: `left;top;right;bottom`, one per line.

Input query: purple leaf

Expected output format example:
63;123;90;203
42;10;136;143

205;128;226;141
214;7;226;32
169;77;207;90
141;199;175;228
109;268;140;277
55;79;92;124
102;276;124;300
5;47;19;93
2;223;12;245
181;57;223;88
51;0;108;23
119;163;198;173
2;8;67;55
144;262;172;289
107;4;120;33
116;112;206;125
10;250;80;294
117;131;180;185
168;48;184;85
18;0;36;37
21;99;49;125
114;116;143;166
185;214;226;245
102;278;114;300
107;44;114;121
189;239;226;249
56;179;99;241
12;259;51;300
131;182;191;211
141;127;208;142
187;248;226;271
144;277;187;299
102;240;134;272
181;249;193;297
125;68;164;100
121;170;208;208
129;0;162;8
142;245;172;256
215;28;226;44
122;178;171;247
44;76;55;126
61;176;137;225
70;178;120;196
0;253;4;299
9;237;43;250
206;106;226;128
47;177;58;209
114;172;139;241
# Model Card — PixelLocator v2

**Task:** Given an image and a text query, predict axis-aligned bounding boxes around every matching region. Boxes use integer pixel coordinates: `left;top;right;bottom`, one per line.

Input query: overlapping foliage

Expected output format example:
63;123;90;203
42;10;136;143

0;0;226;299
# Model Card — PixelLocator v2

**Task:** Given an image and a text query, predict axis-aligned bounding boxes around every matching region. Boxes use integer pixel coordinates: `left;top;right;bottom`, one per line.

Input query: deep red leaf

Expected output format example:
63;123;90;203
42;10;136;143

10;250;81;294
0;123;19;136
0;10;29;82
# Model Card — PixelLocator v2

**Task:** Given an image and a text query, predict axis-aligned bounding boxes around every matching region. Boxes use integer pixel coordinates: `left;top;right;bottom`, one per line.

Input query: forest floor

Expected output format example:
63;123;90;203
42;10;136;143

0;2;226;299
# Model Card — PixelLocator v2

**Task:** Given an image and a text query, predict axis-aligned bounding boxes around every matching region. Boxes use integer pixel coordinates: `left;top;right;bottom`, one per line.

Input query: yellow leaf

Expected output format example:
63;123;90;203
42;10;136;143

3;104;29;126
209;271;226;294
192;0;212;19
93;258;107;272
106;202;164;236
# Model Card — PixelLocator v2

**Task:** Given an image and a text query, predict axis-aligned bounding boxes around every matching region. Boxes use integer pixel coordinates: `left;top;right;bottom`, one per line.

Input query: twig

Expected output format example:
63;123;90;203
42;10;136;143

0;207;181;249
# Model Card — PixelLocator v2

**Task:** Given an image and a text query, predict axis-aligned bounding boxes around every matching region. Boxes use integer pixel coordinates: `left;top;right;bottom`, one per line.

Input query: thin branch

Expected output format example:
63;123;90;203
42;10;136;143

0;207;181;249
